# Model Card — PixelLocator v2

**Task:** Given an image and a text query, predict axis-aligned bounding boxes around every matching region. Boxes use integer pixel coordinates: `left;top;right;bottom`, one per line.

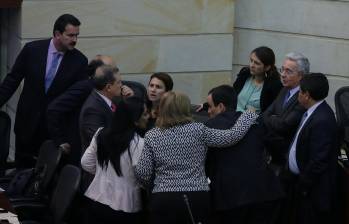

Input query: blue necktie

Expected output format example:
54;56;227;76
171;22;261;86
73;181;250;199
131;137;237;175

45;53;62;93
282;90;291;108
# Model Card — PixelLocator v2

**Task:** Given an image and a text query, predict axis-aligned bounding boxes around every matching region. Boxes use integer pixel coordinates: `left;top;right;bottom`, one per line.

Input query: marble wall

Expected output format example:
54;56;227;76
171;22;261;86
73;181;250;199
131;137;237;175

20;0;235;104
234;0;349;109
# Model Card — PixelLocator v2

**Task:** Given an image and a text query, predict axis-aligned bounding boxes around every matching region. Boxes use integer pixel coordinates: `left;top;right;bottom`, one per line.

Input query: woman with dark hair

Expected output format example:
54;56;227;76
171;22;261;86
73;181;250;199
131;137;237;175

146;72;173;129
81;96;149;224
135;91;258;224
233;46;282;113
197;46;282;115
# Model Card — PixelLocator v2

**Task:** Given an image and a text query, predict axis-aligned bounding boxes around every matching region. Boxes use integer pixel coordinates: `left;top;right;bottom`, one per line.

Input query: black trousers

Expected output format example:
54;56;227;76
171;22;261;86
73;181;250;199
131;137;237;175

212;200;280;224
85;197;141;224
279;170;332;224
149;191;210;224
15;126;48;168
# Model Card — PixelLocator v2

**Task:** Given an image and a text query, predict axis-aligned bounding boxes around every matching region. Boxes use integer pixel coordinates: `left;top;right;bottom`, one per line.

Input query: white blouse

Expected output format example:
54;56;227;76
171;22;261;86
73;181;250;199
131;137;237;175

81;128;144;213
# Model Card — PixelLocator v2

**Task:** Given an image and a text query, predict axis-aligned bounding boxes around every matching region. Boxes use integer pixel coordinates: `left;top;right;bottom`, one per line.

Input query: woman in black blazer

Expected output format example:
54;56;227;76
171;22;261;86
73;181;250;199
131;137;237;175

233;46;282;113
198;46;281;115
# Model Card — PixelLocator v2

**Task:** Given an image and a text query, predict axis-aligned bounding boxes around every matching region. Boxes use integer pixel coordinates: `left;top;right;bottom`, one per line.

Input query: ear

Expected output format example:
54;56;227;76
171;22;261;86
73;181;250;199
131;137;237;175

105;83;112;91
53;30;60;38
304;91;312;100
217;103;226;113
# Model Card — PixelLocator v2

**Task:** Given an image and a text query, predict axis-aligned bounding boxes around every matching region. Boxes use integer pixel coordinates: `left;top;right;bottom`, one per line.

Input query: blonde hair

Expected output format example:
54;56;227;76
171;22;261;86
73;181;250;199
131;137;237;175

156;91;193;128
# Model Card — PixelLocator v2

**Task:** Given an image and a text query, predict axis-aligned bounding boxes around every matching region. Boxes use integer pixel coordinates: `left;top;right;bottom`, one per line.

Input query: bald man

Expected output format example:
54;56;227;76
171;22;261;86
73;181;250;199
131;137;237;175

47;55;133;165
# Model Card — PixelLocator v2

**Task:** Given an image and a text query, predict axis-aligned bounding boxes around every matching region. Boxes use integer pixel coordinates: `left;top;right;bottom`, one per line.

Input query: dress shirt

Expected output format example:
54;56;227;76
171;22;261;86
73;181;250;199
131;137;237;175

285;86;300;103
81;128;144;213
288;100;324;174
45;39;64;76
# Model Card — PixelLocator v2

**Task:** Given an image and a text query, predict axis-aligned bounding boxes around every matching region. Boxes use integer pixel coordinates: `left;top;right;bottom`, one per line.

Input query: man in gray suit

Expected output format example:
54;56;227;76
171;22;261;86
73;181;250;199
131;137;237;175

262;52;309;174
79;65;123;151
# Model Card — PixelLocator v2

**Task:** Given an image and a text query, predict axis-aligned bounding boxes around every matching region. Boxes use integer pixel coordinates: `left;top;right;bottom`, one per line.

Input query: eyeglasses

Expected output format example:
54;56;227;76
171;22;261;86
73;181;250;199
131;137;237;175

279;67;298;76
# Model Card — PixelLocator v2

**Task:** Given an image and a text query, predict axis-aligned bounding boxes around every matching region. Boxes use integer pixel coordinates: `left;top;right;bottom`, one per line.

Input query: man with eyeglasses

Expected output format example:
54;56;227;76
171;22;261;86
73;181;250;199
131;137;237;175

262;52;309;176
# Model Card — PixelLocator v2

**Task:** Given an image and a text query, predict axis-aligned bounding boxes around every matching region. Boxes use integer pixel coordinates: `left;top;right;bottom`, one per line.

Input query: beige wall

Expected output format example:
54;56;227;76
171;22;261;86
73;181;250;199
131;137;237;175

20;0;235;104
234;0;349;109
4;0;235;156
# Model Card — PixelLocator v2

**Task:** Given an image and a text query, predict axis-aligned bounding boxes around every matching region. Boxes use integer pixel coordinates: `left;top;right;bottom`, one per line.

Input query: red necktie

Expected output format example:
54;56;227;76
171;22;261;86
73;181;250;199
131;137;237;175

111;103;116;112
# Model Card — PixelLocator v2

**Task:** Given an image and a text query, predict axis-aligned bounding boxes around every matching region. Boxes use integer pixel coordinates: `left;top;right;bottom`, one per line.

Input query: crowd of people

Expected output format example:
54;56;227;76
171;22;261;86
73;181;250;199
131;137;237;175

0;13;340;224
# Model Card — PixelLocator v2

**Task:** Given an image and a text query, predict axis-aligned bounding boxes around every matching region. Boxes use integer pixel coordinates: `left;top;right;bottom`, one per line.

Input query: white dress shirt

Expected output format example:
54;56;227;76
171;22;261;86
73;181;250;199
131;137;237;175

288;100;324;174
81;128;144;212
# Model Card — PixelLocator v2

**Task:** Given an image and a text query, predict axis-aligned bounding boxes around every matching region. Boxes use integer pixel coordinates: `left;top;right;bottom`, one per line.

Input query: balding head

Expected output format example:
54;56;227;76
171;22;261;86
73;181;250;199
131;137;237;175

94;55;115;67
93;65;122;99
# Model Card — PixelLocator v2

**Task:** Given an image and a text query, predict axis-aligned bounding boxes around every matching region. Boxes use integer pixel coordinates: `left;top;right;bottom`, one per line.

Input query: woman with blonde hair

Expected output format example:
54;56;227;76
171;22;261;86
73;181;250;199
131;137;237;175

135;91;258;224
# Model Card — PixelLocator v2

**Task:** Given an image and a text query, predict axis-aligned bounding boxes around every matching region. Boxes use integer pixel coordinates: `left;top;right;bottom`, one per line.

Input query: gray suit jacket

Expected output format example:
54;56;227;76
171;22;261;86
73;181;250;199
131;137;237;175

262;87;306;165
79;90;113;151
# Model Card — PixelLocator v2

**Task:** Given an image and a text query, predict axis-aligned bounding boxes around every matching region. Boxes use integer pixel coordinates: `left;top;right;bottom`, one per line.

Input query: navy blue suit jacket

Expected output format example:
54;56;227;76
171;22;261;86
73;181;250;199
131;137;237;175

0;39;87;145
295;101;338;211
205;111;284;210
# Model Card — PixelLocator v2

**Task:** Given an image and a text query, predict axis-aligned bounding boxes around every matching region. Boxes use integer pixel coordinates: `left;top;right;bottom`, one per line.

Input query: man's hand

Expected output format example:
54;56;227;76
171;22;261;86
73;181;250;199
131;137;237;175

122;85;134;98
59;143;71;155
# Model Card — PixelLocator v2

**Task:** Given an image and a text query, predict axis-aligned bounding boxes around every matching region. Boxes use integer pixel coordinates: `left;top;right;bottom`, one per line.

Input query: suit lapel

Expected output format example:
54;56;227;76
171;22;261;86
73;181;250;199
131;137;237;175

47;50;74;94
284;90;299;110
93;91;112;113
38;40;50;94
297;102;326;146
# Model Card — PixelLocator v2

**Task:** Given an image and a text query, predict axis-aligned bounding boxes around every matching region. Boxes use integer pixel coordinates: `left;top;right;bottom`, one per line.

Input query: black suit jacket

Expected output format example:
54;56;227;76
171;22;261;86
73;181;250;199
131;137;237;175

47;79;93;164
47;80;146;149
233;67;282;112
295;101;338;211
205;111;284;210
79;90;113;151
262;87;306;165
0;39;87;145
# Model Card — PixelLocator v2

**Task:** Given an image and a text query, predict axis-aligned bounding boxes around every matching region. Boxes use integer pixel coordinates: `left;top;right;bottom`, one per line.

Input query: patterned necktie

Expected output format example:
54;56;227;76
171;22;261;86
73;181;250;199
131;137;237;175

282;90;291;108
45;52;62;93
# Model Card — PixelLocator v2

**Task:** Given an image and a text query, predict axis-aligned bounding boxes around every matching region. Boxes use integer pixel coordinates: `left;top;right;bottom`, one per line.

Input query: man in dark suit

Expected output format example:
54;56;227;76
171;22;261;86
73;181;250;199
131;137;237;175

285;73;338;224
0;14;87;168
262;52;309;174
79;65;123;151
205;85;284;224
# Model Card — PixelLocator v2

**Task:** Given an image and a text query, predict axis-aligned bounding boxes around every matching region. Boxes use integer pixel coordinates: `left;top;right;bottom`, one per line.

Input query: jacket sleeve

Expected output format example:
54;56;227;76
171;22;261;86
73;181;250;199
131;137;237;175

81;128;102;174
47;80;92;146
135;136;155;188
80;106;106;148
0;44;29;106
203;110;258;147
263;103;304;136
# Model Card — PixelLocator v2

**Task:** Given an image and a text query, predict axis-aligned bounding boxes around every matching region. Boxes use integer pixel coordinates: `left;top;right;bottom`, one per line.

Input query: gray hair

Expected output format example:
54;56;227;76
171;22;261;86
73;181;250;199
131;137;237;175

285;52;310;74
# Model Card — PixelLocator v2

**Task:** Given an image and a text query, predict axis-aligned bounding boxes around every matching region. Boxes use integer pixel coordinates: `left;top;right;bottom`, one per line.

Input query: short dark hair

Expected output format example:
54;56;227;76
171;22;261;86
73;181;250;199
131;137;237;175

93;65;119;90
300;73;329;101
149;72;173;91
53;14;81;35
208;85;237;111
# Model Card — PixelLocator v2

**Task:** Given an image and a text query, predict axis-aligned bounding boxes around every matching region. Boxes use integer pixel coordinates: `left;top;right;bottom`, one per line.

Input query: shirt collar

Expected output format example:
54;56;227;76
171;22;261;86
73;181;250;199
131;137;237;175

95;90;112;108
48;39;64;56
306;100;324;118
289;86;300;96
